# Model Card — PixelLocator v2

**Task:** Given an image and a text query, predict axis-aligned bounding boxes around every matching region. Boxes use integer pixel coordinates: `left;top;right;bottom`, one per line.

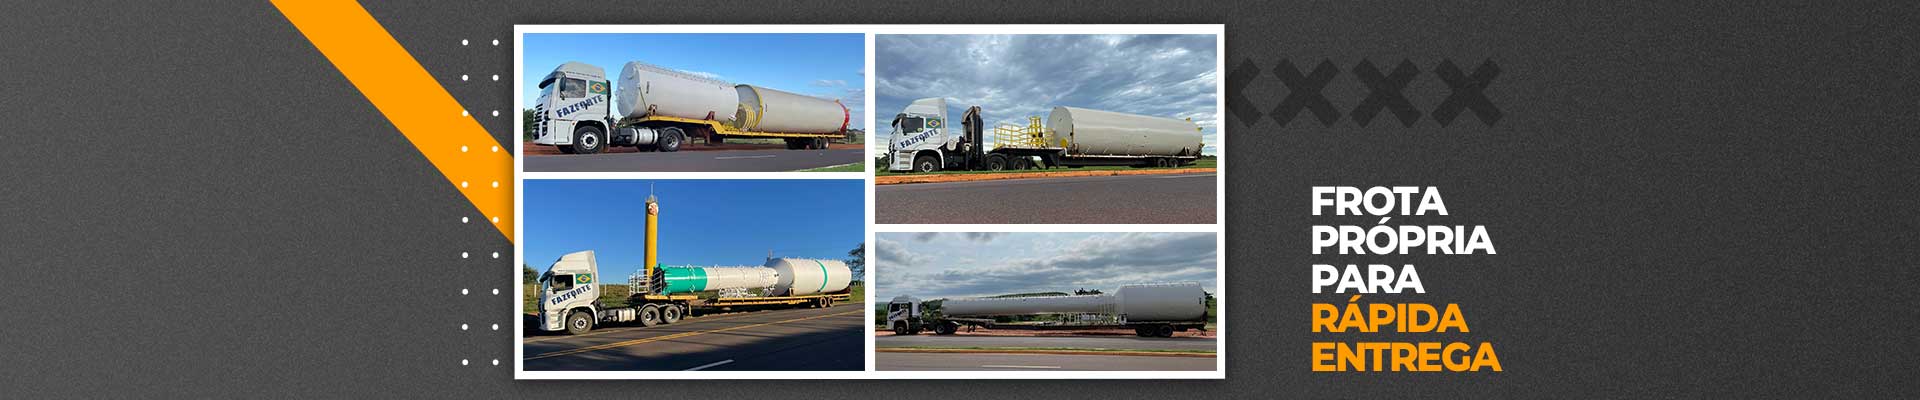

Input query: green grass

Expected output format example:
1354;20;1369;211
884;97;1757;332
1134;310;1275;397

797;162;864;172
875;157;1215;176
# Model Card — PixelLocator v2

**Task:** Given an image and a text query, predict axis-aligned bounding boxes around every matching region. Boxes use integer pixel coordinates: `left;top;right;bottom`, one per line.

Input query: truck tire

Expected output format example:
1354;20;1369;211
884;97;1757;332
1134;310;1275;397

914;155;940;173
985;154;1007;171
638;304;662;327
893;325;909;335
814;138;830;150
1155;324;1175;337
935;322;958;335
656;127;684;152
1011;157;1031;170
573;126;605;154
661;304;682;324
565;311;593;335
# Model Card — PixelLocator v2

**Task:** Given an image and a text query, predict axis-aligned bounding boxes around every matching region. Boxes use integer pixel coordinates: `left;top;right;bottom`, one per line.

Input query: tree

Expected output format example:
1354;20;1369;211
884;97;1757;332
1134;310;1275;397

845;242;865;282
523;264;536;284
522;109;536;140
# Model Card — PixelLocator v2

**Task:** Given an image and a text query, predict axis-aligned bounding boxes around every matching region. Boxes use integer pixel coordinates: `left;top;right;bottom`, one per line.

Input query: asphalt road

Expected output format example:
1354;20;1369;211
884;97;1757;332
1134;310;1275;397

524;148;863;172
875;173;1217;224
877;335;1218;351
876;352;1217;371
522;303;864;371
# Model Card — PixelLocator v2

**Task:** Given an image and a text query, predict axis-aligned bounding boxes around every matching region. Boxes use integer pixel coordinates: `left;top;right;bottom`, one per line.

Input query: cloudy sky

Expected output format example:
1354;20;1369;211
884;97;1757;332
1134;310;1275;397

874;34;1219;155
874;232;1218;301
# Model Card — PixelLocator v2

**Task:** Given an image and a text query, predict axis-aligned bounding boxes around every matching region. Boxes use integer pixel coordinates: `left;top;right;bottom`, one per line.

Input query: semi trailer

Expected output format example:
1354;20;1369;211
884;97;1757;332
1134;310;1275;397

885;282;1211;338
885;97;1205;172
531;61;851;154
534;194;854;335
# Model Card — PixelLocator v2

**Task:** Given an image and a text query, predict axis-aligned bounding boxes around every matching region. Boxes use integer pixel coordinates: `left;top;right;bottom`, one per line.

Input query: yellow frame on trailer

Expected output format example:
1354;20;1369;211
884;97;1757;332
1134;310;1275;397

631;115;843;139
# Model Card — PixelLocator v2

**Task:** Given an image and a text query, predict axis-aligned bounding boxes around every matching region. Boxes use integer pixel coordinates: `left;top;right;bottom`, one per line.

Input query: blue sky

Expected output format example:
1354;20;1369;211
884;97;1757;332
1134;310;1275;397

874;34;1219;155
874;232;1218;301
522;33;867;129
524;179;865;281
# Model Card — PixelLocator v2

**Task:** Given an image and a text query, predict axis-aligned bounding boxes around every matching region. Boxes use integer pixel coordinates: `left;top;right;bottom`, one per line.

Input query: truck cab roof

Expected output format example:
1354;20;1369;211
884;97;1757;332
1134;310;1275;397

539;61;605;89
544;250;598;276
889;295;922;304
901;97;947;118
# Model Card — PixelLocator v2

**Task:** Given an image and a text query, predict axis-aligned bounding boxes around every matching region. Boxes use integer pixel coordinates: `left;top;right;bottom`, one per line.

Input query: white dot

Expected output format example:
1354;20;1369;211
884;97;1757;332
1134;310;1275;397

492;359;500;365
461;324;469;330
492;288;500;295
491;217;499;223
491;74;500;81
461;39;469;46
462;288;469;295
461;217;469;224
462;359;470;366
461;181;469;188
461;110;469;117
491;110;499;117
491;146;500;153
461;252;469;259
460;145;469;152
461;74;469;81
491;251;500;258
491;324;500;330
491;181;499;188
492;39;499;46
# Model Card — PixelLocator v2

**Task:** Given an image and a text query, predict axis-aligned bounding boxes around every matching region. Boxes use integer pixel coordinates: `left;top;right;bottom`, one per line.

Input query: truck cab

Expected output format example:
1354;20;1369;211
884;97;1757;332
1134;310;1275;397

886;295;959;335
531;61;613;154
887;97;955;172
536;250;602;334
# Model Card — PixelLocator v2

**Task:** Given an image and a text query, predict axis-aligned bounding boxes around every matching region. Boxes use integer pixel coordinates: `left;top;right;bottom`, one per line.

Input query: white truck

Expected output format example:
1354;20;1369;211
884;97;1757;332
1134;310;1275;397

885;283;1212;338
885;97;1205;172
530;61;850;154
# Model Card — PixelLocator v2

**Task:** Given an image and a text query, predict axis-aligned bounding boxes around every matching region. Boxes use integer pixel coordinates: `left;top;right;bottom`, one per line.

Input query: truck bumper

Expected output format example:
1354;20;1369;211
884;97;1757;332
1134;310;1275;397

537;311;564;331
888;150;916;171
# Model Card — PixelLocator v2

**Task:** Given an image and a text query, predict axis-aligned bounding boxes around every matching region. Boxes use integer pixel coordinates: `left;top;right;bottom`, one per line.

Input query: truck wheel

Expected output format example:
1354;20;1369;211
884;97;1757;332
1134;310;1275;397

935;322;958;335
913;155;940;173
1011;157;1031;170
573;126;605;154
656;128;684;152
822;297;834;308
1155;325;1175;337
1133;327;1150;337
638;304;662;327
661;304;682;324
985;154;1007;171
814;138;830;150
893;325;909;335
565;311;593;335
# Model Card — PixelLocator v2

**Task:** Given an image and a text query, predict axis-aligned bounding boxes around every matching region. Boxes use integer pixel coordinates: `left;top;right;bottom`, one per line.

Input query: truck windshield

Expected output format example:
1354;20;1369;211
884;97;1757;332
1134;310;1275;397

549;274;574;292
539;80;555;98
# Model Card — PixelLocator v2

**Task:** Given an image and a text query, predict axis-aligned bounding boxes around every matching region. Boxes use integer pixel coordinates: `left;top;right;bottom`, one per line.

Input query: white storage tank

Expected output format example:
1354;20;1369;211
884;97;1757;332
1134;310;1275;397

765;258;852;296
942;294;1116;317
1047;106;1203;156
1114;283;1209;321
659;265;778;294
735;85;849;134
615;61;740;123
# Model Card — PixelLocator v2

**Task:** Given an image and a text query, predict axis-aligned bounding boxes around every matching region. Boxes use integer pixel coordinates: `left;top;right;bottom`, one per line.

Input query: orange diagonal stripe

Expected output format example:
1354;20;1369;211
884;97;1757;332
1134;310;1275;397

272;0;513;242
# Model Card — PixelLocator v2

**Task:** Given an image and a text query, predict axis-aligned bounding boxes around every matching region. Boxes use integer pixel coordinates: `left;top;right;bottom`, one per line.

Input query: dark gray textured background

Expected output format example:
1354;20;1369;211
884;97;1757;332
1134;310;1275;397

3;0;1918;397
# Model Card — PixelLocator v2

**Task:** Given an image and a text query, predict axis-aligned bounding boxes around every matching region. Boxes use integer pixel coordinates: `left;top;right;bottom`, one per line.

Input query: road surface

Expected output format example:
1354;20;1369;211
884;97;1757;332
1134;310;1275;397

876;173;1217;224
522;303;864;371
877;352;1216;371
525;148;863;172
877;335;1217;351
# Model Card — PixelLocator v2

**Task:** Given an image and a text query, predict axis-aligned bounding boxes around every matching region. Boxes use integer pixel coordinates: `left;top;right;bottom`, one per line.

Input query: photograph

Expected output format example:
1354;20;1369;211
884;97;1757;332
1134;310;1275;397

519;32;866;172
873;33;1221;224
872;232;1220;372
518;179;866;372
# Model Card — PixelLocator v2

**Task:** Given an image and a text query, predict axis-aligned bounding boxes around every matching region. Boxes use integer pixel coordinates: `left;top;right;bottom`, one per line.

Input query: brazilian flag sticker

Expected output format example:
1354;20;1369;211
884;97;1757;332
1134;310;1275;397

927;118;943;129
576;273;593;285
590;81;608;94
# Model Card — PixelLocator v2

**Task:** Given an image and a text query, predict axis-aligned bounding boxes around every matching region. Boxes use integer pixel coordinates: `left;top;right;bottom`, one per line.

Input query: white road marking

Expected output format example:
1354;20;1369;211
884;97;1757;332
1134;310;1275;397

980;364;1062;369
685;359;736;371
715;155;777;160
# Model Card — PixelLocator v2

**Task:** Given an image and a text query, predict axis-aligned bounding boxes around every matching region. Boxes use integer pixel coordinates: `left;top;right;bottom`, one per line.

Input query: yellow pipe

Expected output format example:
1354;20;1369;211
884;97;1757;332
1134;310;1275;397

645;195;658;284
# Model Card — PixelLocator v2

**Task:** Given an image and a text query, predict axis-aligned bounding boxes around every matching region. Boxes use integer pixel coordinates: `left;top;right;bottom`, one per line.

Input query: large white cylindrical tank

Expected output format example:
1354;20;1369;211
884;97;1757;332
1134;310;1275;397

1047;106;1204;157
1114;283;1209;321
735;85;848;134
942;294;1116;317
659;266;778;294
766;258;852;296
615;62;740;122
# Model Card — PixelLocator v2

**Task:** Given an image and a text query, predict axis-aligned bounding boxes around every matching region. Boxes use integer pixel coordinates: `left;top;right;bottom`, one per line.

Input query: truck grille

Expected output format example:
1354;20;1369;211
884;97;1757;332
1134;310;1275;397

533;104;548;139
